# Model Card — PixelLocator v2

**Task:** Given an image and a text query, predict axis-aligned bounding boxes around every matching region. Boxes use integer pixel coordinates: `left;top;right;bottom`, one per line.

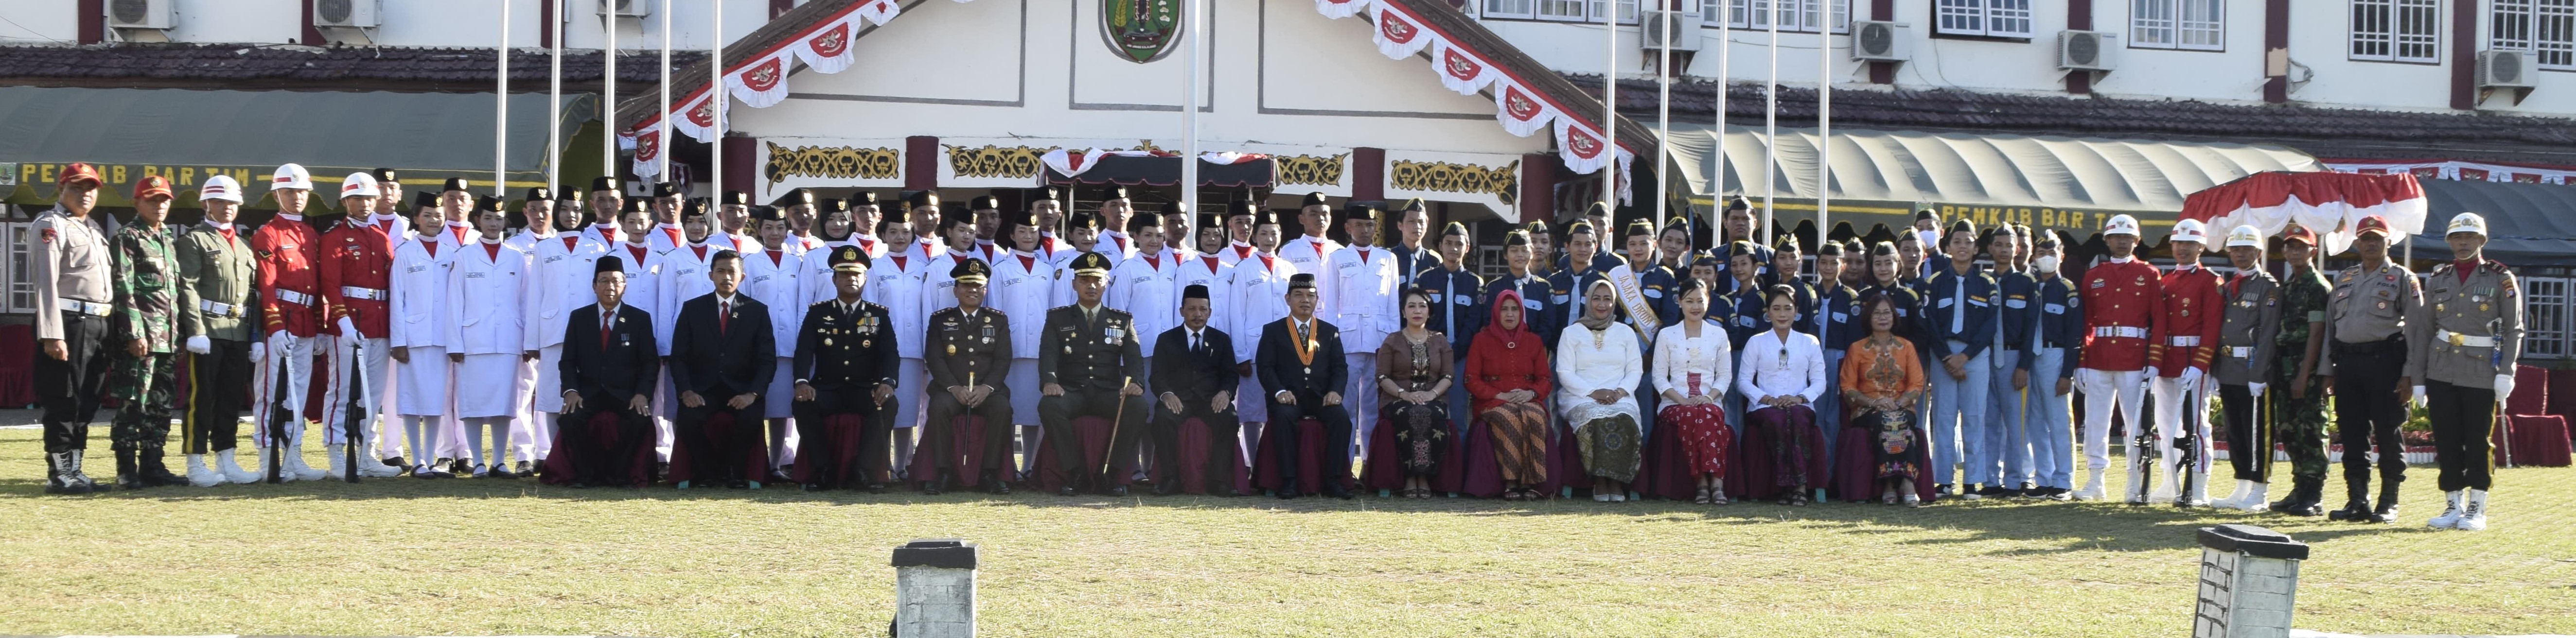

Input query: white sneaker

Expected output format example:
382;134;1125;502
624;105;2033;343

2235;482;2270;513
2428;490;2465;529
214;449;261;484
185;454;223;487
2456;489;2488;531
284;448;326;482
359;458;404;478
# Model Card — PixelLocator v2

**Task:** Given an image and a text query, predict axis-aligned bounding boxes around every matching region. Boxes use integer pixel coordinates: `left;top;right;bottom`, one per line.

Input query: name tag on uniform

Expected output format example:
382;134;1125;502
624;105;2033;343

2044;303;2066;314
1643;289;1662;298
2006;299;2028;309
1831;311;1848;323
545;255;564;263
1937;297;1954;308
1523;300;1542;310
1339;262;1356;270
1456;296;1473;306
467;272;488;279
753;275;773;283
406;265;427;274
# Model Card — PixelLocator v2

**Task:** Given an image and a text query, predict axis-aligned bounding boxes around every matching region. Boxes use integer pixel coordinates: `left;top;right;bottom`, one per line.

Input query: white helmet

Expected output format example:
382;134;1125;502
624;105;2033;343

2102;214;2141;237
2170;218;2208;243
199;175;245;203
339;172;380;199
2446;212;2488;237
269;163;313;191
2225;224;2263;249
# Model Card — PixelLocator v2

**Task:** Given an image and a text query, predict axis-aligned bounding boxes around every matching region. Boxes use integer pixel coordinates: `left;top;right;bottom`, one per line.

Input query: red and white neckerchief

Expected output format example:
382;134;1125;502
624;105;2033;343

446;222;470;245
658;224;682;247
690;243;709;260
1231;242;1255;260
625;243;648;265
767;249;785;267
1202;255;1219;272
562;235;581;252
1356;246;1371;264
1015;250;1037;273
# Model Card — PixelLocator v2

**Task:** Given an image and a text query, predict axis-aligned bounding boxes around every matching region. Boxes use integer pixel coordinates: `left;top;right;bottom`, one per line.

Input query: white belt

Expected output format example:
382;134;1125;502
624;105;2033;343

198;300;245;317
340;286;388;301
2168;336;2201;346
2092;326;2147;339
274;289;315;306
62;300;111;316
2435;329;2496;348
2228;346;2254;359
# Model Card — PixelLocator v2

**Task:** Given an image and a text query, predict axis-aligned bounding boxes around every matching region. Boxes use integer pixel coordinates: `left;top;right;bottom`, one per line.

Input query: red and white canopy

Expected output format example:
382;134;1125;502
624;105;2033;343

2179;171;2428;255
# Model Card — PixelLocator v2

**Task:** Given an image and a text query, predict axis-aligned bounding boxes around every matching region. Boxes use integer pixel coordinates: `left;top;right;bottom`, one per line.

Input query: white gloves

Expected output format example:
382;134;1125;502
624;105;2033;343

2178;367;2204;393
185;335;212;355
249;342;266;364
336;316;360;340
2496;374;2517;406
2412;385;2428;409
2143;366;2160;382
2247;382;2267;398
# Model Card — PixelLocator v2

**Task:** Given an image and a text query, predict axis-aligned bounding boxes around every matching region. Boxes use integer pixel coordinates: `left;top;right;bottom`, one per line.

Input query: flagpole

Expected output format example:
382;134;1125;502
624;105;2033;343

548;0;563;195
1181;0;1201;221
1653;0;1671;235
1711;0;1728;250
603;2;616;184
657;0;673;178
496;0;511;197
1816;1;1832;245
1761;0;1778;241
709;0;723;200
1602;0;1618;217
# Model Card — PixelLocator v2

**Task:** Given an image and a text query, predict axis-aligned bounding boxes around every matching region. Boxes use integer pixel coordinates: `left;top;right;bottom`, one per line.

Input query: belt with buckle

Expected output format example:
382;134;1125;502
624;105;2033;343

198;299;245;317
274;289;315;306
2091;326;2147;339
2435;329;2495;348
2168;336;2201;346
340;286;388;301
62;299;111;316
2227;346;2254;359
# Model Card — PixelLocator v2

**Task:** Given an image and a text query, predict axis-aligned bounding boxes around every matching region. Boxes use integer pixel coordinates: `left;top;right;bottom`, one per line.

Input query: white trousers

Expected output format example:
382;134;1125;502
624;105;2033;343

318;335;392;453
2076;368;2147;483
514;353;551;461
2147;376;2213;502
251;332;316;449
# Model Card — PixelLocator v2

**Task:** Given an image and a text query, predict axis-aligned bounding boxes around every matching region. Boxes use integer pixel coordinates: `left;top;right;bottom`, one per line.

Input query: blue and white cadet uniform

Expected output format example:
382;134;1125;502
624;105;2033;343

1987;233;2041;495
1546;221;1611;344
1812;248;1862;452
1920;220;1999;492
1484;230;1559;350
1230;210;1298;424
1388;198;1436;289
991;210;1059;475
1602;220;1676;438
2026;245;2083;497
1277;192;1343;321
1415;222;1483;434
1327;203;1401;461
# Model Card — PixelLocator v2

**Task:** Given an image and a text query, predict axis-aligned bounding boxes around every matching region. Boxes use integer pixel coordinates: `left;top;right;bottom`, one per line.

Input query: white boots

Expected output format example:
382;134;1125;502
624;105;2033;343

270;442;325;482
2212;481;2253;510
214;449;260;483
184;454;223;487
2073;468;2107;500
2429;490;2466;529
2235;482;2269;513
2455;489;2490;531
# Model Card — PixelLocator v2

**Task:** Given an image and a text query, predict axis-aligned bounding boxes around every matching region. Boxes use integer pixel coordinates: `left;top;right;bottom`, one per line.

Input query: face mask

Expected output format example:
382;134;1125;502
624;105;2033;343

1915;229;1942;252
2034;255;2060;274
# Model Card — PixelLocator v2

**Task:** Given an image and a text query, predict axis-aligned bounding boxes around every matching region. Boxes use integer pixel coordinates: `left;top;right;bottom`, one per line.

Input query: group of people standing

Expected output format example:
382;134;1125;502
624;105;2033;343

24;161;2524;530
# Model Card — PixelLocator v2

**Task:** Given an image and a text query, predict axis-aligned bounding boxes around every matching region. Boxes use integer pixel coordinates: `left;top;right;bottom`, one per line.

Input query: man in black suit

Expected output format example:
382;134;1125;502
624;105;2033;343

1151;284;1241;496
791;245;900;493
668;250;777;489
922;258;1015;494
1038;252;1149;496
1255;273;1353;499
553;255;660;488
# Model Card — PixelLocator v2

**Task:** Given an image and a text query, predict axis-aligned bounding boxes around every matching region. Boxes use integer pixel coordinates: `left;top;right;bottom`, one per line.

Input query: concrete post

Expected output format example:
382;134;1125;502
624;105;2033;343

892;538;978;638
2193;524;2309;638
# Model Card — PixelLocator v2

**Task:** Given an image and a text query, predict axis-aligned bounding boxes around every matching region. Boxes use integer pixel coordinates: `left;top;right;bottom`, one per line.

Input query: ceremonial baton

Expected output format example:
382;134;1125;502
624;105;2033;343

1102;375;1132;476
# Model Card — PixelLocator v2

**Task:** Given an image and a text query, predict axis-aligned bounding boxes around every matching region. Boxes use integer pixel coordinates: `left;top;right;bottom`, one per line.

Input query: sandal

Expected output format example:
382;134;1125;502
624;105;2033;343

1792;493;1809;507
1904;493;1924;507
1692;487;1712;505
1711;492;1729;505
1882;491;1899;505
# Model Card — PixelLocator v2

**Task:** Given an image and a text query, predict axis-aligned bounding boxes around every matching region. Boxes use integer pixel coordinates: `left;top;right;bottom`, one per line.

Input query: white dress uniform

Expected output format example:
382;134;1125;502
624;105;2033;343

1108;249;1180;362
1217;240;1260;267
1329;243;1401;456
799;239;861;309
1174;252;1236;334
1278;234;1342;320
443;239;529;419
1231;250;1298;422
867;243;935;430
739;246;806;421
388;232;452;417
992;249;1056;472
523;232;605;412
651;242;723;356
644;223;690;255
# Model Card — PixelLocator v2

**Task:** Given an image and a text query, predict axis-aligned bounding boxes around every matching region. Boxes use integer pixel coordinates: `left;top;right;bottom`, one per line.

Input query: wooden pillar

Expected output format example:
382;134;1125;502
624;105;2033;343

1352;147;1387;202
76;0;103;44
2262;0;2290;103
540;0;557;48
300;0;324;45
2065;0;2092;94
1866;0;1895;84
905;136;940;191
723;136;758;199
1518;153;1557;224
2449;0;2478;109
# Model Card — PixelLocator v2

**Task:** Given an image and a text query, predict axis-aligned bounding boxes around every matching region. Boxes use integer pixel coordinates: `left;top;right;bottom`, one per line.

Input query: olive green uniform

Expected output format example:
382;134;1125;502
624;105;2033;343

2405;259;2523;493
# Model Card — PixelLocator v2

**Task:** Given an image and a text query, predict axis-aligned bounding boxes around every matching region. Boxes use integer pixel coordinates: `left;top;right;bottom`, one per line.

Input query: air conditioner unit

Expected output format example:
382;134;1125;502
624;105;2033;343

103;0;177;30
2478;50;2533;88
1641;9;1703;52
313;0;381;28
2057;30;2117;71
600;0;652;19
1850;20;1909;62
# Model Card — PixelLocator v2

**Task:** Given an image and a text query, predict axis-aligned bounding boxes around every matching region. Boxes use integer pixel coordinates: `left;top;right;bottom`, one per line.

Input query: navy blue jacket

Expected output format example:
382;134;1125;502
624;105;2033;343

2035;272;2084;379
1483;272;1558;351
1995;269;2041;356
1546;266;1609;341
1415;263;1484;355
1922;265;1999;360
1816;282;1862;351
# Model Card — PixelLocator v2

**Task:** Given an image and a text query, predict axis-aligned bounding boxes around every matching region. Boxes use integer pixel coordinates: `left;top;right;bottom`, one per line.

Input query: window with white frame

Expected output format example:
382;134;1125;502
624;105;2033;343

1538;0;1589;20
1588;0;1641;22
2524;276;2567;358
1484;0;1538;18
1720;0;1848;32
2132;0;2224;50
2492;0;2576;69
2351;0;2441;62
1934;0;2033;37
6;222;34;313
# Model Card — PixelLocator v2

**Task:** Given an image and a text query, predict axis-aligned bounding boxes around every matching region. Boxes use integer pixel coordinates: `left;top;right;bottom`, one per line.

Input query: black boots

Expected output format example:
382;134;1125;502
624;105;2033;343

139;445;184;487
2369;482;2402;524
2326;483;2373;521
44;450;108;495
115;449;145;490
2271;477;2325;517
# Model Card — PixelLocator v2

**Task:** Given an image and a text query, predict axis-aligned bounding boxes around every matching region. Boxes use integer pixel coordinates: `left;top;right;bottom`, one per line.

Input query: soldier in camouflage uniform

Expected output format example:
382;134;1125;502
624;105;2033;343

2270;224;2334;517
108;175;186;489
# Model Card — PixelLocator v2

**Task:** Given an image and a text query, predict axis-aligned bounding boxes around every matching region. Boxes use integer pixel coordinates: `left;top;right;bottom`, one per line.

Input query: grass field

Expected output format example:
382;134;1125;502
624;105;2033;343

2;428;2572;638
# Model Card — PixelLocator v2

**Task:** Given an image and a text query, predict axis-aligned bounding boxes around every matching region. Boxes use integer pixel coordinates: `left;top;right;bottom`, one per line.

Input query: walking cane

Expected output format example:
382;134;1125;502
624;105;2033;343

1101;376;1133;477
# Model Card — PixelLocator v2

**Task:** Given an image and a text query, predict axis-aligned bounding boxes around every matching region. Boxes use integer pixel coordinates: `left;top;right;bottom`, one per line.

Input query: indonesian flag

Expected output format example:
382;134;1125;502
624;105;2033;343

2180;171;2429;255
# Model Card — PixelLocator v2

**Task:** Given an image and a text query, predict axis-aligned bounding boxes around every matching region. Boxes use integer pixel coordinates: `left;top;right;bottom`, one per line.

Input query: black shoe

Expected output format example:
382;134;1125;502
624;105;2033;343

449;459;471;475
569;482;591;489
43;451;91;495
1059;485;1080;497
802;483;825;492
867;483;888;494
1931;484;1953;501
923;478;945;496
1323;484;1352;500
2325;499;2371;521
1151;480;1179;497
1276;487;1299;500
2369;502;2400;524
115;449;145;490
1974;483;2010;498
727;479;749;489
515;460;534;476
988;477;1011;496
486;466;518;480
140;447;184;486
383;456;408;471
1105;484;1129;498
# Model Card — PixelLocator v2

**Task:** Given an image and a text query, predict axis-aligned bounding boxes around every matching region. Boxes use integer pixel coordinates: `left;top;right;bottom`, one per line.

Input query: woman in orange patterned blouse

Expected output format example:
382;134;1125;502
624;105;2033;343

1837;292;1932;506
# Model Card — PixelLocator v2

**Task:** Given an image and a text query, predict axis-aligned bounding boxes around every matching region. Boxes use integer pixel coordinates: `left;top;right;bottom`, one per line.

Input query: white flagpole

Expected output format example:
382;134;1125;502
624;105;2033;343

1602;0;1618;216
709;0;723;201
1711;0;1728;249
657;0;672;178
1761;0;1778;240
496;0;511;197
1654;0;1671;235
1816;1;1831;243
604;3;616;182
549;0;563;194
1181;0;1201;220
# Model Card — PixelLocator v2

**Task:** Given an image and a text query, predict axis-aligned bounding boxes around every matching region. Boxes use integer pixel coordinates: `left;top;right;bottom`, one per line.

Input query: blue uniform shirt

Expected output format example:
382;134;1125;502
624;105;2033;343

1546;266;1609;340
1816;282;1861;351
1722;282;1769;351
1995;269;2041;354
1415;263;1485;354
2035;272;2084;379
1923;265;2000;359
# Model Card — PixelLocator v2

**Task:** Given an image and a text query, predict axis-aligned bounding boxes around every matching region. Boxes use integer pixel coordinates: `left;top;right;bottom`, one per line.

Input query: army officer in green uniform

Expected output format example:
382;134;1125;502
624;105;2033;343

1038;252;1149;497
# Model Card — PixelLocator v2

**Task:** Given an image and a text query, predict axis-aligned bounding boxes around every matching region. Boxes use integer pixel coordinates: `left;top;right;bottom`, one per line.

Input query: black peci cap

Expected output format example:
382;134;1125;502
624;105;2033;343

1299;192;1327;208
970;195;1000;211
371;168;399;185
1182;284;1210;300
904;190;939;210
523;186;553;202
719;190;749;206
412;190;439;209
595;255;625;274
590;176;620;193
442;177;472;193
772;188;815;208
652;181;682;198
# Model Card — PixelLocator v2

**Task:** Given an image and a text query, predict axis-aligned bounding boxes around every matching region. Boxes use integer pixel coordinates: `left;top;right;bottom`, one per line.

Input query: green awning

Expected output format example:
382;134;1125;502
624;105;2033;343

1658;123;2320;239
0;86;594;207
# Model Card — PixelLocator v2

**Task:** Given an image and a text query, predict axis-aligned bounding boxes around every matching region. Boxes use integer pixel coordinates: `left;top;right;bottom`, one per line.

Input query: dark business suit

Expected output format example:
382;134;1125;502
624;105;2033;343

1037;303;1148;492
1254;315;1351;494
1151;324;1240;494
556;302;659;486
791;297;900;489
922;306;1015;485
669;293;777;485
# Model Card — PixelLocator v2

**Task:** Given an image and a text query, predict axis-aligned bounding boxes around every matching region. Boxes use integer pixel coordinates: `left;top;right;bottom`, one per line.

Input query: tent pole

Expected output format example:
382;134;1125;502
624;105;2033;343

1761;0;1777;242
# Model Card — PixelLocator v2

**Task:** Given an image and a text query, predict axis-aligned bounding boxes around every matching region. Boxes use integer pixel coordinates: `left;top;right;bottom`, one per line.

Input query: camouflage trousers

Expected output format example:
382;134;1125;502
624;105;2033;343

109;351;177;451
2270;373;2331;480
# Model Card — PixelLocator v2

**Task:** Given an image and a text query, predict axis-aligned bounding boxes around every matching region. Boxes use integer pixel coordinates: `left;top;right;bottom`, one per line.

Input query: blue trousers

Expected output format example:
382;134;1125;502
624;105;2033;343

1986;349;2028;488
1928;342;1991;486
2025;347;2073;490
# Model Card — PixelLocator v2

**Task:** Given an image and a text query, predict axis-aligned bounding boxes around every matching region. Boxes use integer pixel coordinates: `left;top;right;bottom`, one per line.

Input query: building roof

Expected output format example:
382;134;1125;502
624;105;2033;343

1579;75;2576;166
0;42;700;92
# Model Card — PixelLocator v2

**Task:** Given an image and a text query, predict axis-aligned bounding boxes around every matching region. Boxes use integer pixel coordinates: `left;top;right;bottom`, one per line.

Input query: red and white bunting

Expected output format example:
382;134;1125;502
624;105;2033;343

631;125;666;177
1041;148;1105;178
2323;159;2576;185
628;0;950;138
1491;81;1557;137
1201;152;1268;165
853;0;902;24
726;51;794;109
1370;2;1431;60
792;13;862;74
1315;0;1370;19
670;90;719;143
1431;39;1498;95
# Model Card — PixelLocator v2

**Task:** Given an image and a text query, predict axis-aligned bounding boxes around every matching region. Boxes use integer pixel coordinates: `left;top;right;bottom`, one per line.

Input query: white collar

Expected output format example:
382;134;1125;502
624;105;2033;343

714;293;741;306
2108;255;2135;264
205;221;235;231
276;213;304;222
